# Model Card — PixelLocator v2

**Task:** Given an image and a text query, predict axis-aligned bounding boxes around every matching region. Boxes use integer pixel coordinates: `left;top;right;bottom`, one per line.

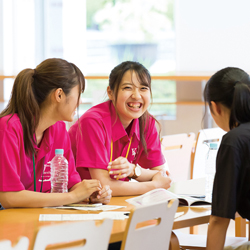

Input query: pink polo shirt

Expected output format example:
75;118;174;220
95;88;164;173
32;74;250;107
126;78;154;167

69;100;165;181
0;114;81;192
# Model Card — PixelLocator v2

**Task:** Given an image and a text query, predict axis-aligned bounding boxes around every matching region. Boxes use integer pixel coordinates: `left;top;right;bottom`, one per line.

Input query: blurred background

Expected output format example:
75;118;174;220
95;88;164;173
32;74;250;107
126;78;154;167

1;0;250;136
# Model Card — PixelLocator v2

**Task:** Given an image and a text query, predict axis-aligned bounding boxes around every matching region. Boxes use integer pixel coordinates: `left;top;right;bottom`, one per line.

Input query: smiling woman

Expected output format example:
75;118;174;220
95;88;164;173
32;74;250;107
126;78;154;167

69;61;172;196
107;67;151;130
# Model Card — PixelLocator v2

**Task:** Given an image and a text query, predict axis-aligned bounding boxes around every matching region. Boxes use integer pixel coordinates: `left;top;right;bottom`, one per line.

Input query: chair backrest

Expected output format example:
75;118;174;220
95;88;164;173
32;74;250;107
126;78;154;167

31;219;113;250
0;237;29;250
192;127;226;179
161;133;195;181
0;240;11;250
121;199;179;250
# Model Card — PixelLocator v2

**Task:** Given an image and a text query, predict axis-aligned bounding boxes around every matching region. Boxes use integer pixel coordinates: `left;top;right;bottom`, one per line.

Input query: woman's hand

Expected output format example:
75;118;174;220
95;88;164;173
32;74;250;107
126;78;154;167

70;179;102;203
152;172;172;189
89;185;112;205
107;157;134;180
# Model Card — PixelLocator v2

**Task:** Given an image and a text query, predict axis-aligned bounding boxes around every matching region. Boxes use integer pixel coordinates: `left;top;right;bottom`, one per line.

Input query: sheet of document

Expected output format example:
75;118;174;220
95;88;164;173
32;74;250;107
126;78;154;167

126;188;176;206
174;211;184;219
39;211;184;221
44;205;125;211
39;212;129;221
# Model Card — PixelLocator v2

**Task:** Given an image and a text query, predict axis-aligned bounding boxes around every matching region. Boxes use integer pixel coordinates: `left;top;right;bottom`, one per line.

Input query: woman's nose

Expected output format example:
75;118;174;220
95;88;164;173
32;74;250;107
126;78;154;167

132;88;141;99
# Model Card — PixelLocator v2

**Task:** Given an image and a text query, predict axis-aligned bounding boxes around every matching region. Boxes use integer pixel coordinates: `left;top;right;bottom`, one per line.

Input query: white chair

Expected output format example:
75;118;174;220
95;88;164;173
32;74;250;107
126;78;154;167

120;199;179;250
192;127;226;179
0;240;11;250
0;237;29;250
31;219;113;250
161;133;195;182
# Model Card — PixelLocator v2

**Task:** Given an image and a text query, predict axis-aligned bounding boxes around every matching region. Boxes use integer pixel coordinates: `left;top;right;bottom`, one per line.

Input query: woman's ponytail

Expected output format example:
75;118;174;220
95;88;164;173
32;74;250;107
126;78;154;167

230;82;250;129
0;69;40;154
0;58;85;154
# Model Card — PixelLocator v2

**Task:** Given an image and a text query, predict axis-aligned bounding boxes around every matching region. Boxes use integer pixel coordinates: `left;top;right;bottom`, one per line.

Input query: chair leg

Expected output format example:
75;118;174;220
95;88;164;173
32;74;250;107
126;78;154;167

235;217;246;237
190;226;199;234
169;231;181;250
248;221;250;241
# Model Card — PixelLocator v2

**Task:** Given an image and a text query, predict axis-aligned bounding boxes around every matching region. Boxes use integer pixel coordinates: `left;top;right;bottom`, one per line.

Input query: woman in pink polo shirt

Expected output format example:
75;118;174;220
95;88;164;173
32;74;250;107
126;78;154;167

69;61;171;196
0;58;111;209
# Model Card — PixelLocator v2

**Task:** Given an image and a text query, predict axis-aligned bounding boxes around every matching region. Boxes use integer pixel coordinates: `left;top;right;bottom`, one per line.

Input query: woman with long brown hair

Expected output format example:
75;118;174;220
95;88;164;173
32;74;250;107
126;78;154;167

0;58;111;208
69;61;171;196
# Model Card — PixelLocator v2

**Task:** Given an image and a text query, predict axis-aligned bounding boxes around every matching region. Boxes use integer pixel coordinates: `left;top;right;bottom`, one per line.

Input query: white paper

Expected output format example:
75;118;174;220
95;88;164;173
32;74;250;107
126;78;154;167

126;188;210;207
44;205;125;211
126;188;177;206
39;212;129;221
174;211;184;219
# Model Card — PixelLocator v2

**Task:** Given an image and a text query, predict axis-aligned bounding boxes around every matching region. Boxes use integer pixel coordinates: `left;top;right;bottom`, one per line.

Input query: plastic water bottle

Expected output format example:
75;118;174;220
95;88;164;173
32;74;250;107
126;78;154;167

205;142;218;202
51;149;68;193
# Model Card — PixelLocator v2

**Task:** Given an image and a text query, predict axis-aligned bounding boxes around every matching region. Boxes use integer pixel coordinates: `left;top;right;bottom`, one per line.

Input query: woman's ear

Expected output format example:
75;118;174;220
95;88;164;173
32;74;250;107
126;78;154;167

210;101;222;116
107;86;114;101
54;88;64;103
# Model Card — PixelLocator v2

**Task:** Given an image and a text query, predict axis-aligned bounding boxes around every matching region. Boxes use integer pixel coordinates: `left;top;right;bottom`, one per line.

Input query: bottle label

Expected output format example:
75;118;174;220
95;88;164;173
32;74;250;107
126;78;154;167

38;161;51;183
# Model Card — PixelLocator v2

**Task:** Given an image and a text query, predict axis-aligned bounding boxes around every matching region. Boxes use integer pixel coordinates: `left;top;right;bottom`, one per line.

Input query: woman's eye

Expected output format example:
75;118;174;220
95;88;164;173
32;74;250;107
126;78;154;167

124;86;132;90
141;87;149;91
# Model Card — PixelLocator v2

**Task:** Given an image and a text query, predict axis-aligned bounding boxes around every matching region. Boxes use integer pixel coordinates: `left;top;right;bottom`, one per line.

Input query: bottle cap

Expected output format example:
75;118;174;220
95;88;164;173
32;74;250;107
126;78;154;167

55;149;64;155
209;143;218;149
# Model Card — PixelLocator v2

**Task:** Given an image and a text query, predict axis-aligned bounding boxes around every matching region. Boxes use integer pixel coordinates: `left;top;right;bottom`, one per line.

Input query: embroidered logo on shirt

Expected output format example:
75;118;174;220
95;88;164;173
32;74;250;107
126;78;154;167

132;148;137;157
38;161;51;182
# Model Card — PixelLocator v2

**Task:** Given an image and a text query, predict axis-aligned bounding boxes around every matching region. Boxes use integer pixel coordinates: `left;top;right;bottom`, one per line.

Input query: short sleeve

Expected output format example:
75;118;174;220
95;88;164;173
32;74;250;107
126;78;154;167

212;144;240;219
0;128;25;191
74;118;109;170
137;119;165;168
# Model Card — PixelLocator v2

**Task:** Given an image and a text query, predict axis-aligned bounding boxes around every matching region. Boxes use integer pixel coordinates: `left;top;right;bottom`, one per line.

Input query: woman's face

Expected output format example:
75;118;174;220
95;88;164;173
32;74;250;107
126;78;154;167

108;70;151;129
210;102;230;132
58;85;81;122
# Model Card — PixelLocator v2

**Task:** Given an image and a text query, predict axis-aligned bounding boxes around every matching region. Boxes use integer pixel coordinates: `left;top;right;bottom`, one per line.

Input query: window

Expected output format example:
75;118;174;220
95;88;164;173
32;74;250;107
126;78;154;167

0;0;176;118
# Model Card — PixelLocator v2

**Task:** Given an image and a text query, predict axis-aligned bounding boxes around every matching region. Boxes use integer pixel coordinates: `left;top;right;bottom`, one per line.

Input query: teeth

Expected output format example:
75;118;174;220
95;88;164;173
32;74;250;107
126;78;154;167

128;103;140;108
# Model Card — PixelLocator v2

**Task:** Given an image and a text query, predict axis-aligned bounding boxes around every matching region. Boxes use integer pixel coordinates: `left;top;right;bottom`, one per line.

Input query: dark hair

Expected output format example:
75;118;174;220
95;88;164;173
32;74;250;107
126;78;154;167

204;67;250;129
0;58;85;154
109;61;160;154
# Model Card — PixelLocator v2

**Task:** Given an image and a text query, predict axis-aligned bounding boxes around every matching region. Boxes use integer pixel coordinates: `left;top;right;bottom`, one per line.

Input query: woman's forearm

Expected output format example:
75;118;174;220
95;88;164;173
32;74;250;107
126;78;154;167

89;168;171;196
136;164;168;182
99;178;157;196
136;167;159;182
0;190;76;208
0;179;102;208
206;215;230;250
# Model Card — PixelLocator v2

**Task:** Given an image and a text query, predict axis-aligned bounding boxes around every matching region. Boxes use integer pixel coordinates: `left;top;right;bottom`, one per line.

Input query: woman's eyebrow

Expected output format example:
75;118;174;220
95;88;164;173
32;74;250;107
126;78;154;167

120;82;133;86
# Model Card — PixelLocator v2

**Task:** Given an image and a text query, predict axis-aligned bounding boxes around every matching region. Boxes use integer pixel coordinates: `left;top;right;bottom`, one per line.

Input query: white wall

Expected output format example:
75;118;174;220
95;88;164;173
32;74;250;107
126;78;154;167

160;0;250;137
175;0;250;72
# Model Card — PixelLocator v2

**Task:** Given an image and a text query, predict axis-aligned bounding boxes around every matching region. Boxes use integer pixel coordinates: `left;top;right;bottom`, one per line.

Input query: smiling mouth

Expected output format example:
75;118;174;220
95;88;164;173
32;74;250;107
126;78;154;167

127;103;142;109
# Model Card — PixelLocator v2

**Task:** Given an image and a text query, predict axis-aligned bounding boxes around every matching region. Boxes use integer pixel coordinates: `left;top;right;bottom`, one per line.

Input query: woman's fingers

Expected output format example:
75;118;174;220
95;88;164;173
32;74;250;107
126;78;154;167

108;157;127;167
90;185;112;204
107;157;134;179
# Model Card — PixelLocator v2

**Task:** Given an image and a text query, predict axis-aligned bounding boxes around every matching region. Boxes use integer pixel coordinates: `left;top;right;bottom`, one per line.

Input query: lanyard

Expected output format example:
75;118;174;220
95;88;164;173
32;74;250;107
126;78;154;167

110;136;133;162
32;154;36;191
32;154;45;192
110;137;133;179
